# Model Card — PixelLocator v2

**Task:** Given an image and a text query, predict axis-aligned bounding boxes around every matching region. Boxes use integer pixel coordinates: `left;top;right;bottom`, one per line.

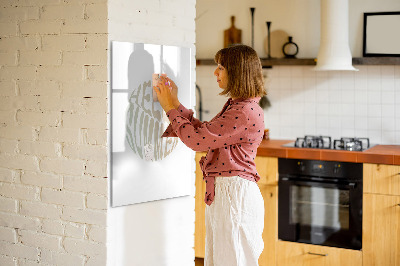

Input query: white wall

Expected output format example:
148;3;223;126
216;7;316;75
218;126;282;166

196;0;400;145
107;1;197;266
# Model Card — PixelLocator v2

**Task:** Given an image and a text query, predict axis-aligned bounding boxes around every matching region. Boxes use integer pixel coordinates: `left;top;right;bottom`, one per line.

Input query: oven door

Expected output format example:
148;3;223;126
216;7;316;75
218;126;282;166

278;176;362;250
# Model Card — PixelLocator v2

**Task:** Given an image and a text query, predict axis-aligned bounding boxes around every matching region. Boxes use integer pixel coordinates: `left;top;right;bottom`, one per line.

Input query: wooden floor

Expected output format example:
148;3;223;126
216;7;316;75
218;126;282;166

195;257;204;266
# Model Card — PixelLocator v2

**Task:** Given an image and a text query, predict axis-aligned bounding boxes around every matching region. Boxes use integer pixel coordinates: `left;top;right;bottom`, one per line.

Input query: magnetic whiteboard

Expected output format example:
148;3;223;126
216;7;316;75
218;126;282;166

110;41;192;207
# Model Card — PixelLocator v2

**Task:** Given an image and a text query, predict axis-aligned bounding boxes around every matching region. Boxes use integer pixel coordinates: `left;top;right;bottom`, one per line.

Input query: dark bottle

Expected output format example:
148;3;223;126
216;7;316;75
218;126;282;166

282;36;299;58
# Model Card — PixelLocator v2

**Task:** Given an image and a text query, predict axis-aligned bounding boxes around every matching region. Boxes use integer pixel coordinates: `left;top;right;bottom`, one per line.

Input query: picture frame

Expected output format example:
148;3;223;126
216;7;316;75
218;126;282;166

363;11;400;57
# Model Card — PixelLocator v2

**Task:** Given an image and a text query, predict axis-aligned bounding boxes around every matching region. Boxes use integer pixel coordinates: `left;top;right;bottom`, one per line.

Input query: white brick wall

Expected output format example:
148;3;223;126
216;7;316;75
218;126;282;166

0;0;108;265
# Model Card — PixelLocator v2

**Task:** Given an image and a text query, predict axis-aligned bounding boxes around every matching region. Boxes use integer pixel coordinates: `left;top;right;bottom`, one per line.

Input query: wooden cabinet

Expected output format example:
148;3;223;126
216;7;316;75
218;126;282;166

255;156;278;186
195;152;207;258
363;163;400;196
195;159;400;265
258;184;278;266
194;154;279;264
276;241;362;266
363;193;400;266
256;156;278;266
363;163;400;266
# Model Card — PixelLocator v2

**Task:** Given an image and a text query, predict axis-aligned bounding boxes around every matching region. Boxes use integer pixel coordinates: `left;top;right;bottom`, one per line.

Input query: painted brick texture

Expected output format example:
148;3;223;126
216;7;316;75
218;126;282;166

0;0;108;264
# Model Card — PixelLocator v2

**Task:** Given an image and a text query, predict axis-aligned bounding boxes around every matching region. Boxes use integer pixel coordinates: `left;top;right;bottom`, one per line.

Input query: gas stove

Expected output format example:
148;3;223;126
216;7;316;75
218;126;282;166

283;135;373;151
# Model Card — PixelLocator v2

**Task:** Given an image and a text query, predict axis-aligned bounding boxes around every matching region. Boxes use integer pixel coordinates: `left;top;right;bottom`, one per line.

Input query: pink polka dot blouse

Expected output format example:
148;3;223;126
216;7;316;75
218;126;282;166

161;97;265;205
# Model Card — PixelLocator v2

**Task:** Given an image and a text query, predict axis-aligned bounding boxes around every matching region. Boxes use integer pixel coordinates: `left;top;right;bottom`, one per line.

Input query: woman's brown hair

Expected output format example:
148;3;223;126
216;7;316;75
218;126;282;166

214;44;266;99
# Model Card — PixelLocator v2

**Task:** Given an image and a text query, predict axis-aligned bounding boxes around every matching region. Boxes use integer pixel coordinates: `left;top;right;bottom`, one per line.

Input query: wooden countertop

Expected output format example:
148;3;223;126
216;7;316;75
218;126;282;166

257;139;400;165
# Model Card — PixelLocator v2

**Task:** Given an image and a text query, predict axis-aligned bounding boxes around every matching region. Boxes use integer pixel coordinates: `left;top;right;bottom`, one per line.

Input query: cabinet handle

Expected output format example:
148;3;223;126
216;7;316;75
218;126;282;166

307;252;328;257
397;204;400;207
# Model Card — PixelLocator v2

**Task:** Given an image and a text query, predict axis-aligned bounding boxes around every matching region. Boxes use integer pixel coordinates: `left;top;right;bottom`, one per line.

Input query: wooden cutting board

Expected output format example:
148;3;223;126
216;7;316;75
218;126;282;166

224;16;242;48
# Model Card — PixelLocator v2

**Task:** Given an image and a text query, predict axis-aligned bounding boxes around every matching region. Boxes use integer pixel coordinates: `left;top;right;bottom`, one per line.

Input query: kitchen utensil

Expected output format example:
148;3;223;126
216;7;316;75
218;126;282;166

250;7;255;48
224;16;242;48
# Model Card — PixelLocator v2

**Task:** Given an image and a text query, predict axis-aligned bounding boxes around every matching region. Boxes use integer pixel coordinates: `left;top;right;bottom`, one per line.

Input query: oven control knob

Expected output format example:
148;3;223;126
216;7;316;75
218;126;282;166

334;164;341;174
297;161;305;171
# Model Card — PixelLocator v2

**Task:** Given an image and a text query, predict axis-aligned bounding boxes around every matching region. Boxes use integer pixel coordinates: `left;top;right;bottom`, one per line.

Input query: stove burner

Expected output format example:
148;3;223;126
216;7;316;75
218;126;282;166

333;137;370;151
286;136;372;151
295;135;332;149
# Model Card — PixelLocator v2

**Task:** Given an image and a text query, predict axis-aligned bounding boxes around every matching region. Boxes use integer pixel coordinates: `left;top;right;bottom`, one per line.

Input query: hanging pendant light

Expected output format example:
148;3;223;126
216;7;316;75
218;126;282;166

314;0;358;71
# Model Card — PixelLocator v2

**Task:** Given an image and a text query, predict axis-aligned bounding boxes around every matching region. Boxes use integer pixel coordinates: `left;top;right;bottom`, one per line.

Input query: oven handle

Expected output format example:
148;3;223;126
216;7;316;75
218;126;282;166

280;177;357;189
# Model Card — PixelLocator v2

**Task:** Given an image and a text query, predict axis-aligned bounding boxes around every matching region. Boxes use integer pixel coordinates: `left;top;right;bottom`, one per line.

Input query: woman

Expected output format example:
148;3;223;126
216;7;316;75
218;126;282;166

154;44;266;266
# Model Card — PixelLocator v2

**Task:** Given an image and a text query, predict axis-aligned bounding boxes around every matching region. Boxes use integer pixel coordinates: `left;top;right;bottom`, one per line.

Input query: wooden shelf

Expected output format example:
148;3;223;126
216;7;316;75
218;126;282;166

352;57;400;65
196;57;400;67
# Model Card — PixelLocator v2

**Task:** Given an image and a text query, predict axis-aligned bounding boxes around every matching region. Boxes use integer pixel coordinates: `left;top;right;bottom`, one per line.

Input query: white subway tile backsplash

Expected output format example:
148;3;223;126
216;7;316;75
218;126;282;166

382;90;395;104
396;87;400;102
328;88;341;103
381;66;395;77
316;103;329;115
368;117;382;131
342;128;355;138
354;89;368;104
396;105;400;117
304;102;316;115
196;65;400;144
382;117;396;131
291;78;304;90
367;78;381;91
279;77;291;89
341;104;355;116
342;117;355;129
341;71;355;82
367;91;381;104
354;73;368;91
316;89;329;103
291;67;304;78
367;65;381;76
382;131;396;144
355;104;368;117
277;67;292;78
329;103;341;116
395;66;400;78
368;130;382;144
341;89;355;104
292;91;304;103
280;114;292;127
367;104;382;118
303;67;316;78
355;116;368;130
382;78;395;91
316;115;330;128
328;74;341;89
382;105;395;118
316;77;329;90
329;116;342;130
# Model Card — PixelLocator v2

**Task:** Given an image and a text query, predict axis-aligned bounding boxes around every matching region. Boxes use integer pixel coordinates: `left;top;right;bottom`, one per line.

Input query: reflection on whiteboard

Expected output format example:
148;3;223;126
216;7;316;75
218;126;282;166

110;41;192;207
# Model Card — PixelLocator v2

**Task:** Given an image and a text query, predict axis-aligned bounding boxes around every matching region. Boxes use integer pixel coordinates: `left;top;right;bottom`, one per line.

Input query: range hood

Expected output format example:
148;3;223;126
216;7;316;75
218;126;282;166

314;0;358;71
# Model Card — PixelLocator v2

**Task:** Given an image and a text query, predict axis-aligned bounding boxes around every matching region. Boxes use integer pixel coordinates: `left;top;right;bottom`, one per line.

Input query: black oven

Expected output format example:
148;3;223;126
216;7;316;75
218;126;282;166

278;158;363;250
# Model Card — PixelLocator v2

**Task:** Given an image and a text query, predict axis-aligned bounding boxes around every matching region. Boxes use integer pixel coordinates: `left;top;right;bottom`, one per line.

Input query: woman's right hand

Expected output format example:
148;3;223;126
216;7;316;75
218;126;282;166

166;77;180;109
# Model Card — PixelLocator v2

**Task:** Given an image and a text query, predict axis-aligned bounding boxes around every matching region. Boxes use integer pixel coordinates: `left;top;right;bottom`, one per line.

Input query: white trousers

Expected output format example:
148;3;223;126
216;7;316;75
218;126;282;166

205;176;265;266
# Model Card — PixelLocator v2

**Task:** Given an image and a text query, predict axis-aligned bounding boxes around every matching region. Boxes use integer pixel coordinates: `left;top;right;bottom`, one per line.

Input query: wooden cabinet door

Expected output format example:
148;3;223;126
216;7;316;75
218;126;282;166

259;185;278;266
364;164;400;196
363;193;400;266
255;156;278;186
276;241;362;266
195;152;207;258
